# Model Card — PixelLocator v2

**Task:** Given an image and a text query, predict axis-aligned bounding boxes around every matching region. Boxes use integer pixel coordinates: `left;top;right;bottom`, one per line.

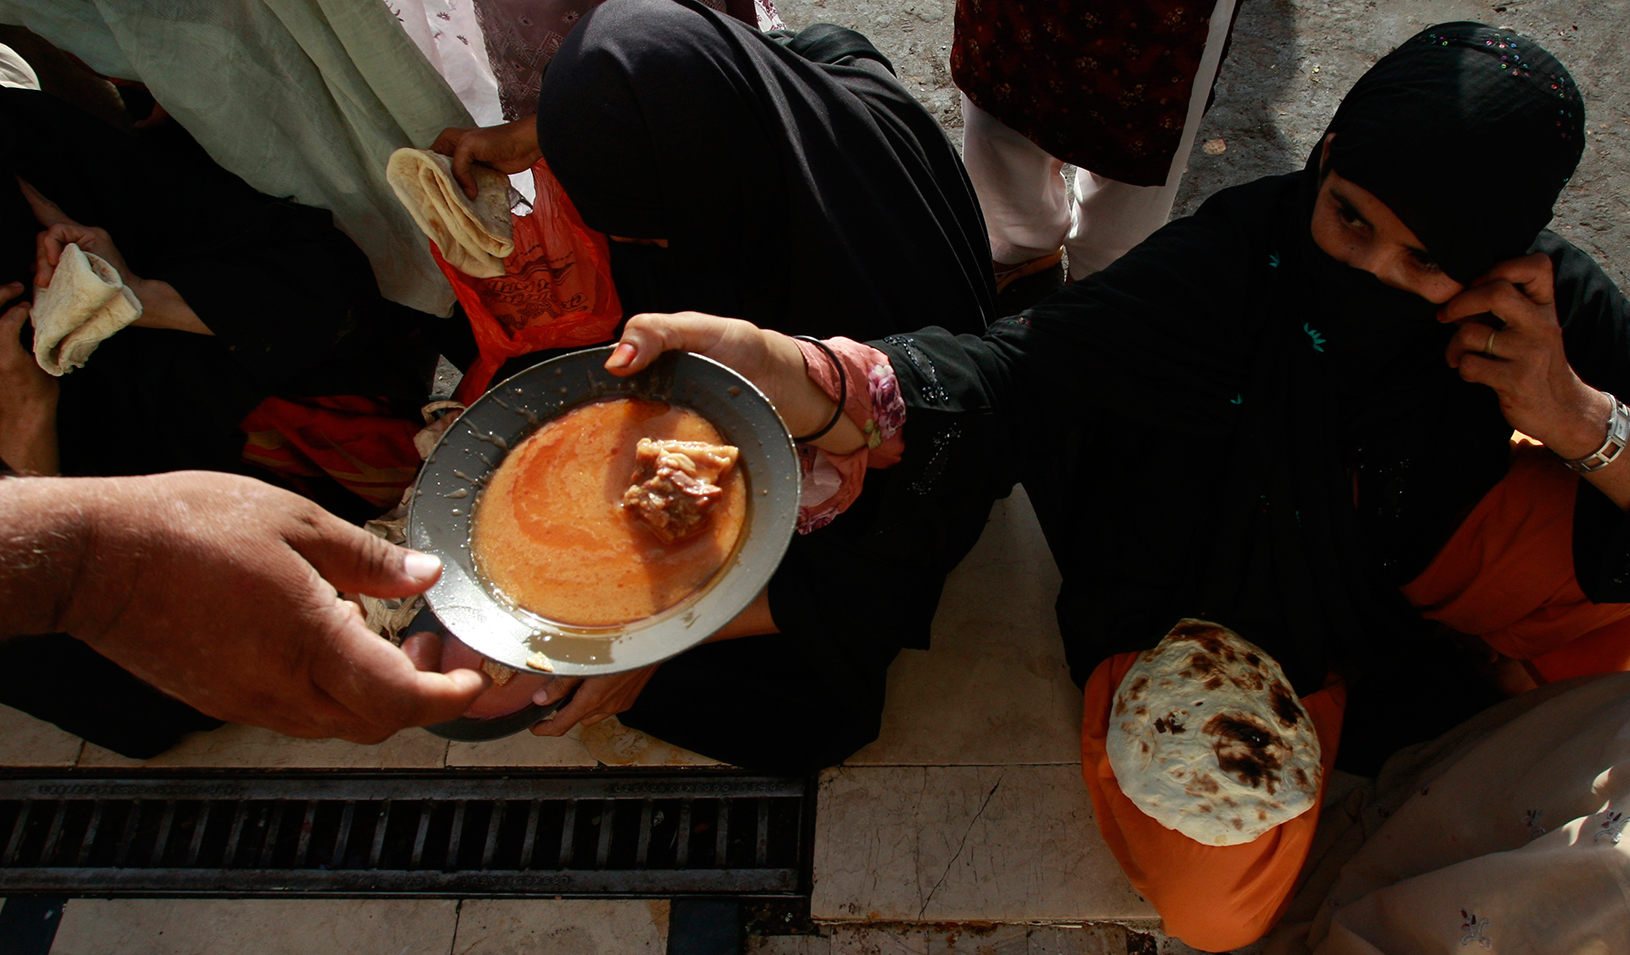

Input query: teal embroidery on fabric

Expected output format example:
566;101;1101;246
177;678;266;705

1230;394;1243;405
1303;323;1327;352
1268;253;1281;268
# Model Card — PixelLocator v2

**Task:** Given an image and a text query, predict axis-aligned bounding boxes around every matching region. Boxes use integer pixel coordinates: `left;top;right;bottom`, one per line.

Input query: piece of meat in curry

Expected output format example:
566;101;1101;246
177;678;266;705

622;438;740;543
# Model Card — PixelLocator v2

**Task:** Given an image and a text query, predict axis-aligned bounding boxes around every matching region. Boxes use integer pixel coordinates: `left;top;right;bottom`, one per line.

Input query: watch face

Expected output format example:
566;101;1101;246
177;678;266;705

1612;398;1630;442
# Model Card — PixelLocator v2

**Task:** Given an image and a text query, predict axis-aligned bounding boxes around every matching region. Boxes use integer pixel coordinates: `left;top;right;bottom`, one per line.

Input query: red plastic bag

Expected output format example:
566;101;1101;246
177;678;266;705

432;158;622;404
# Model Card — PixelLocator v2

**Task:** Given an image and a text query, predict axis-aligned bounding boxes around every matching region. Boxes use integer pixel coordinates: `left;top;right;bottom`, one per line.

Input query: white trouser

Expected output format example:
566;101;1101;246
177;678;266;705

960;0;1237;279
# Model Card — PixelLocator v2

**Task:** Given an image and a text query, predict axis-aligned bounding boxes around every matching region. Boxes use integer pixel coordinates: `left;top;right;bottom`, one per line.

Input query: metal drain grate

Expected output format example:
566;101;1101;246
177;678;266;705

0;771;812;897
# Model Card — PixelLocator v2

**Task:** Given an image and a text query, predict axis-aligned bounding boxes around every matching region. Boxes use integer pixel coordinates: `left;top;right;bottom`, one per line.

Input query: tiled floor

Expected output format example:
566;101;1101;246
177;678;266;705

812;764;1151;923
753;924;1134;955
51;899;461;955
0;703;81;768
451;899;670;954
811;492;1148;927
78;723;450;770
848;491;1082;768
47;899;669;955
446;716;719;768
0;707;714;772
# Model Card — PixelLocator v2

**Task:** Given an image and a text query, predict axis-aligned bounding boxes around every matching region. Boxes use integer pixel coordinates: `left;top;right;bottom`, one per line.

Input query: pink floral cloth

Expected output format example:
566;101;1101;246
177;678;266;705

790;337;906;533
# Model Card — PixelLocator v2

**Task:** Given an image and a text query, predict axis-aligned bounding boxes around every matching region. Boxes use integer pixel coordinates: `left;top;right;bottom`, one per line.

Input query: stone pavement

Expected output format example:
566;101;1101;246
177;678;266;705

6;0;1629;950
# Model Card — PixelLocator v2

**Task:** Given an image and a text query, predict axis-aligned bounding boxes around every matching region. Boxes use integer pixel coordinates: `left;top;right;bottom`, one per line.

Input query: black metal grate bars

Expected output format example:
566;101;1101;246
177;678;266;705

0;771;812;897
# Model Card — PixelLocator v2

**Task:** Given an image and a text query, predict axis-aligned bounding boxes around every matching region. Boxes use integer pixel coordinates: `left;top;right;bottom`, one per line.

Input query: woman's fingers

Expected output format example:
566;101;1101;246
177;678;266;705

1472;252;1556;305
399;630;443;671
0;297;33;378
1;294;39;368
607;312;737;374
15;177;69;229
34;229;63;289
529;668;658;737
450;136;483;200
428;126;481;197
531;677;590;737
533;676;575;707
431;120;540;199
1451;350;1520;394
1437;279;1534;329
608;313;844;440
430;127;470;156
1436;253;1603;453
34;223;116;289
1445;318;1503;370
432;125;490;196
1438;253;1557;329
0;281;24;315
0;288;61;471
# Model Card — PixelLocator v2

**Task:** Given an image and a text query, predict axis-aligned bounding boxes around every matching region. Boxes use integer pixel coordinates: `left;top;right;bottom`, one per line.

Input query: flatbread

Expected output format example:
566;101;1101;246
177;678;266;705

30;242;143;376
1106;619;1322;846
386;147;515;278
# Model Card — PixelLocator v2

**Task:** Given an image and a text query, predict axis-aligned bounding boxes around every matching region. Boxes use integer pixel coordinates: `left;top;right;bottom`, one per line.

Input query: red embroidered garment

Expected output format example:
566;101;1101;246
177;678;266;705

951;0;1226;186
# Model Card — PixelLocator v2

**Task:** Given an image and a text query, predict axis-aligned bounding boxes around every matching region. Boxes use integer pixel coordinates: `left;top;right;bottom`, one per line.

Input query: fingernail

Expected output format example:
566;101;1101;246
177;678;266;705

403;550;442;581
606;343;635;369
532;687;553;705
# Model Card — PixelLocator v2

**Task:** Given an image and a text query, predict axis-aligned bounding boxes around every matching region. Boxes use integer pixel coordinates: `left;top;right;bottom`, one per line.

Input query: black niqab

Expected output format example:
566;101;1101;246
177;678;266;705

533;0;995;341
1327;22;1586;283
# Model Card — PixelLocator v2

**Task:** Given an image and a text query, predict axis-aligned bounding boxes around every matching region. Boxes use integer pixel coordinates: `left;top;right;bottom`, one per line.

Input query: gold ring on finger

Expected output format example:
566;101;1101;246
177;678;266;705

1485;328;1498;358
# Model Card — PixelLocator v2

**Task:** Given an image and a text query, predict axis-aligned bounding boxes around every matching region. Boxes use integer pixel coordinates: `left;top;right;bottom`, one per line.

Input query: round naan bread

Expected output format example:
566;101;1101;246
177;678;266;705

1106;619;1322;846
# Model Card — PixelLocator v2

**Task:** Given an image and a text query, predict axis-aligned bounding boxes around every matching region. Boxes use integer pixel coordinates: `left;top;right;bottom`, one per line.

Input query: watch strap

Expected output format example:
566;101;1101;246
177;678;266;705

1563;392;1630;474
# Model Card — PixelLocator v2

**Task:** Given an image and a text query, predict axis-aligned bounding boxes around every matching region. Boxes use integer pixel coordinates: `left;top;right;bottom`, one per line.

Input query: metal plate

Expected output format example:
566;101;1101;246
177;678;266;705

408;346;799;678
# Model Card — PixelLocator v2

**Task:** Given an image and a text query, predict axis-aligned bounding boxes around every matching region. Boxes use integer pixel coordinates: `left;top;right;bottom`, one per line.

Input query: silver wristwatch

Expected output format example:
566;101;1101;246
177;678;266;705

1563;392;1630;474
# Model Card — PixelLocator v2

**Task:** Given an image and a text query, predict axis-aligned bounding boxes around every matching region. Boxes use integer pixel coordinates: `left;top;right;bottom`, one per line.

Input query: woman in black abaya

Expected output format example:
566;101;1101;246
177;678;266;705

432;0;1001;771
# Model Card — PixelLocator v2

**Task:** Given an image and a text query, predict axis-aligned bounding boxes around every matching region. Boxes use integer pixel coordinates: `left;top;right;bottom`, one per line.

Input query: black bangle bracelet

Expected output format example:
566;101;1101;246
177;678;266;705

790;335;848;443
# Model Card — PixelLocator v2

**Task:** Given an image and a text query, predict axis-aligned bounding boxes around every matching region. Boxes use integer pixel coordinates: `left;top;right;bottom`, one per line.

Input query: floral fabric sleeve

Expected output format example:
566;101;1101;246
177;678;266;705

790;336;906;533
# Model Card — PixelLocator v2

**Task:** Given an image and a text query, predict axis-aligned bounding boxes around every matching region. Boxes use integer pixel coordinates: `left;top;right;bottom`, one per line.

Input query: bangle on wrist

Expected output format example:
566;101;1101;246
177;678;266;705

1562;392;1630;474
790;335;847;443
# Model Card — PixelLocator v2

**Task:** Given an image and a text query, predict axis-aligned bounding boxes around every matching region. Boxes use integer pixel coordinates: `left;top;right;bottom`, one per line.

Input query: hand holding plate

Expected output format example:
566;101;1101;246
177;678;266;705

609;312;860;450
33;472;492;742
